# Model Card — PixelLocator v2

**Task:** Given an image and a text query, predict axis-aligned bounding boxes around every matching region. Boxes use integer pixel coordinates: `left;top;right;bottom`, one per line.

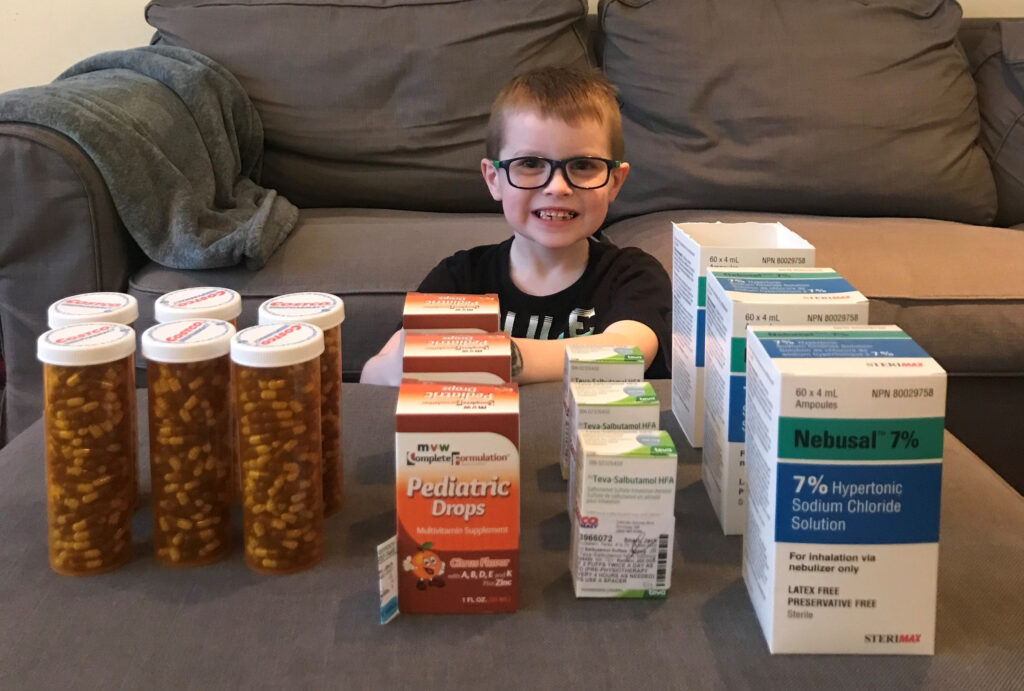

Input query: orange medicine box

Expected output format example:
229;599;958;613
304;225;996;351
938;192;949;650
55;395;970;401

402;293;501;333
395;380;520;613
402;332;512;384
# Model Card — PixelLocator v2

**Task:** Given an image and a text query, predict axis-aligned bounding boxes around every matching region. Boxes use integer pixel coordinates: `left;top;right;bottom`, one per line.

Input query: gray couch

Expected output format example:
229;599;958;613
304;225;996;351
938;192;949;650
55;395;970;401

2;1;1023;490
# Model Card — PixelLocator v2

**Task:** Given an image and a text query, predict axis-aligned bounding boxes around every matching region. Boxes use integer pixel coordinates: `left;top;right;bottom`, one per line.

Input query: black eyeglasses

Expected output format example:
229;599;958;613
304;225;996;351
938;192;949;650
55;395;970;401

491;156;623;190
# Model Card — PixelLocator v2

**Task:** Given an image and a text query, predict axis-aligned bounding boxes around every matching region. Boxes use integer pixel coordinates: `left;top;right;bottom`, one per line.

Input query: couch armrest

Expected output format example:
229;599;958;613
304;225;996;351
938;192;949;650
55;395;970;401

0;124;145;442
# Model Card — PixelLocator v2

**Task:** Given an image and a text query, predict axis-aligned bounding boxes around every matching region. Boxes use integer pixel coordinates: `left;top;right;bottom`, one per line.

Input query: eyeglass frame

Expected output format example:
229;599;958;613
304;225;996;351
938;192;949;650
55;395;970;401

490;156;624;190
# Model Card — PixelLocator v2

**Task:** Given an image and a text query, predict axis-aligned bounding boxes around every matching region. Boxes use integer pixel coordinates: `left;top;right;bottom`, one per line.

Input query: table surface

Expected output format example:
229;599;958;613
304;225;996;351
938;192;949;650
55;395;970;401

1;381;1022;690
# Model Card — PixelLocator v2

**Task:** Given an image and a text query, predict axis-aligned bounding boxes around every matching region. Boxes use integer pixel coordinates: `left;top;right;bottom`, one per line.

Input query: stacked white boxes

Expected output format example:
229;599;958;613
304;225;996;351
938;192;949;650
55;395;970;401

743;326;946;654
672;222;815;448
562;381;661;512
559;346;646;480
703;268;869;534
570;430;677;598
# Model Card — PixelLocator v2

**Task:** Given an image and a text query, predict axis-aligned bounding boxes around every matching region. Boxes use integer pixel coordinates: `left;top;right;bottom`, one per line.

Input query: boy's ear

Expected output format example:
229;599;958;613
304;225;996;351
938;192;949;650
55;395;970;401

481;158;503;201
605;161;630;203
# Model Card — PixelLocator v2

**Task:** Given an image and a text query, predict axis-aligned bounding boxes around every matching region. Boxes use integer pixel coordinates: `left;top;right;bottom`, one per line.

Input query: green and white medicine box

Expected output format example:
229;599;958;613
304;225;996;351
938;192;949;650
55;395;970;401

703;268;868;535
671;222;815;449
573;429;678;517
560;345;645;480
561;381;660;496
743;325;945;654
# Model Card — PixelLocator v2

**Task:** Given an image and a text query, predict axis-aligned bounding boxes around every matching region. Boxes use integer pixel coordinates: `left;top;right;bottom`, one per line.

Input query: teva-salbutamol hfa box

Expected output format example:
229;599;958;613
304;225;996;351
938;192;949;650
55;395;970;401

703;268;869;535
562;381;661;512
574;429;678;517
395;381;520;614
402;293;500;333
743;326;946;654
559;345;646;480
672;222;815;449
402;332;511;384
570;430;677;599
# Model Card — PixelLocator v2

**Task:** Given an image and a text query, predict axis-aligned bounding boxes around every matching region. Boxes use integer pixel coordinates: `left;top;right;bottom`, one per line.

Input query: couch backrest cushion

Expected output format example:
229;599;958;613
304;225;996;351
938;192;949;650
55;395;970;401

146;0;589;211
971;21;1024;228
599;0;997;225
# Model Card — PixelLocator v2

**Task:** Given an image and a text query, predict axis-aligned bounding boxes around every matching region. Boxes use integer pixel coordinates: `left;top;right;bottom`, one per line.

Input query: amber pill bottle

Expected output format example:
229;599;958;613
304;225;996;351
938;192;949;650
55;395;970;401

231;323;325;574
154;287;243;502
258;293;345;516
142;319;236;567
37;322;137;576
47;293;140;510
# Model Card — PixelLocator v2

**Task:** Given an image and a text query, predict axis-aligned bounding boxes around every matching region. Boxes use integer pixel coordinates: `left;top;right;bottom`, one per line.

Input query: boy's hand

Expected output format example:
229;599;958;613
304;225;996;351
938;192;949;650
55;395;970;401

359;329;405;386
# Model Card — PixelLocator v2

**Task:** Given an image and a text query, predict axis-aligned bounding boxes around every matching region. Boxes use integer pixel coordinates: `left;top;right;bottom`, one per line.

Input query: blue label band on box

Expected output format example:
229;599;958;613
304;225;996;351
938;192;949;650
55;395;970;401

775;462;942;544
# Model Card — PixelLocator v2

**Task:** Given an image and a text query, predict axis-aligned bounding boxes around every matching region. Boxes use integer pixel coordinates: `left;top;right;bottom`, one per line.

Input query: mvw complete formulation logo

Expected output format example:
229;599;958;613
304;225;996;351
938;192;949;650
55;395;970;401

407;443;459;466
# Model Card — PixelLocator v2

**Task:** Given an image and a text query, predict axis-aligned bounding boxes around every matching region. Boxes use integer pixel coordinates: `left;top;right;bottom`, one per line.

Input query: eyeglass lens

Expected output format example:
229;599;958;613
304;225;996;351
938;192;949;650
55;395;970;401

507;157;610;189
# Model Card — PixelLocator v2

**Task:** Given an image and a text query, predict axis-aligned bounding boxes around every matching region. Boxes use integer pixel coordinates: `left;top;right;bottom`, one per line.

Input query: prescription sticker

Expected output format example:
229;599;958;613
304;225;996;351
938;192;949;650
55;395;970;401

377;536;400;624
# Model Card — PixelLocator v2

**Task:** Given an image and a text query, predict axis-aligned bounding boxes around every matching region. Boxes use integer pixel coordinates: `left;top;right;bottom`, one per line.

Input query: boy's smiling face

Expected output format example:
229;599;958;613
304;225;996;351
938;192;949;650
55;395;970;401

481;109;629;253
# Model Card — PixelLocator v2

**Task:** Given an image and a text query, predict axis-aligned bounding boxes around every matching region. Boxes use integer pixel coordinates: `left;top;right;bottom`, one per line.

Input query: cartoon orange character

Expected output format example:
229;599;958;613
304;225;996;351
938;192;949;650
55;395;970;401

403;542;446;590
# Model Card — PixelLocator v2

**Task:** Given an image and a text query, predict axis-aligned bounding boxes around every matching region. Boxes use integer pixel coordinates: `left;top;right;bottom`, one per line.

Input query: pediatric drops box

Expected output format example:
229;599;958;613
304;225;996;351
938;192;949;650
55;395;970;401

402;293;500;333
402;332;512;384
559;345;646;480
703;268;868;535
395;380;520;614
671;222;814;448
743;326;946;654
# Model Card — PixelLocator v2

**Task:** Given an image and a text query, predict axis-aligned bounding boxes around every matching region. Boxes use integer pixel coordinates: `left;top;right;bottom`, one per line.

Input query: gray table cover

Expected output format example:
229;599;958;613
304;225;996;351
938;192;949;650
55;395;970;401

1;381;1022;689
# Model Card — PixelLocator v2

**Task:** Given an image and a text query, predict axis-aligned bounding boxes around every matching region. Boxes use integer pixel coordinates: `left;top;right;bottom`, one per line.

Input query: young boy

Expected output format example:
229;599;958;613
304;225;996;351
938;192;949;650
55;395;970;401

360;66;670;385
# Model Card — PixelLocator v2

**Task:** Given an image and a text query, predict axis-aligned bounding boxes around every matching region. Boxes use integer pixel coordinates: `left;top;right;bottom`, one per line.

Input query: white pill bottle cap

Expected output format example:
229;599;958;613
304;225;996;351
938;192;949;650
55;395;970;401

231;323;324;368
47;293;139;329
37;322;136;366
155;288;242;323
258;292;345;330
142;319;236;363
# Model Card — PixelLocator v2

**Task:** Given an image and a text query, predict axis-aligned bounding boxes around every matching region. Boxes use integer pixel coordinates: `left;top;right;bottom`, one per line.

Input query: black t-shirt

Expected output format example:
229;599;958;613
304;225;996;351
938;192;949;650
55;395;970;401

417;236;671;378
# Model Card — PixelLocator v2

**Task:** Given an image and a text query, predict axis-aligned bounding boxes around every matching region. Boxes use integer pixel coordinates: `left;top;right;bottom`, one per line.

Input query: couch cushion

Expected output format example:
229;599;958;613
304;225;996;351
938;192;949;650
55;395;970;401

599;0;997;226
129;208;512;379
603;210;1024;375
145;0;589;212
971;21;1024;227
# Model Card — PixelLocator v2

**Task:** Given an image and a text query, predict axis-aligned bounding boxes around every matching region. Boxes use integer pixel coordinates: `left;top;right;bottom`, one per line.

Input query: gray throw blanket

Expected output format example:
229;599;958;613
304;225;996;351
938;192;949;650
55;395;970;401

0;45;297;269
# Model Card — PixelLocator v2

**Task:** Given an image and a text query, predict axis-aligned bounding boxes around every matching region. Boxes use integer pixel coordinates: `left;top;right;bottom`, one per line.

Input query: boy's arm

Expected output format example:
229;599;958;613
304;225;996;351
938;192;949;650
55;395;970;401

512;319;658;384
359;329;405;386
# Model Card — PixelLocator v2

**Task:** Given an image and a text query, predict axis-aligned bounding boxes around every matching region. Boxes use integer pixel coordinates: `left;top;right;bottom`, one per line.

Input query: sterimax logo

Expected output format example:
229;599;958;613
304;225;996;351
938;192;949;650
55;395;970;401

406;443;459;466
864;633;922;644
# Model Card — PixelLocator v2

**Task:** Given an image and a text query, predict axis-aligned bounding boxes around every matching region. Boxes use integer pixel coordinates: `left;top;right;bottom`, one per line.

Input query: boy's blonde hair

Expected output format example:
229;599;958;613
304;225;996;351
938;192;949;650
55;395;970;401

485;65;625;160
